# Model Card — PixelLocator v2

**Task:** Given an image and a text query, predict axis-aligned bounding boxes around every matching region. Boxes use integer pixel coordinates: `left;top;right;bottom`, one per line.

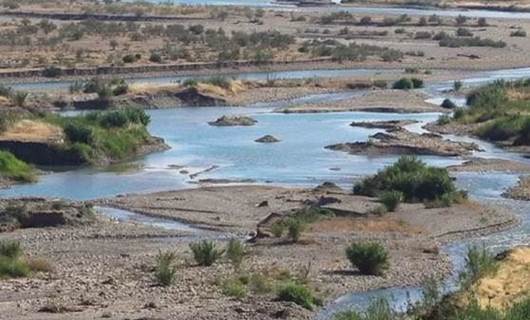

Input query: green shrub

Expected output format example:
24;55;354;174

154;251;177;287
271;221;285;237
0;240;22;259
345;242;389;276
64;123;94;145
226;239;246;270
249;273;273;294
392;78;413;90
456;27;473;37
437;114;452;125
277;281;317;310
354;156;457;202
11;91;29;107
453;107;465;120
465;246;498;283
452;301;503;320
506;296;530;320
99;110;130;128
149;52;163;63
0;256;30;278
454;80;463;91
439;36;506;48
122;54;137;64
378;191;402;212
393;78;423;90
221;278;247;298
411;78;424;88
183;79;198;87
42;66;63;78
189;240;224;266
335;299;393;320
0;85;12;97
0;151;36;182
0;241;30;279
286;218;305;243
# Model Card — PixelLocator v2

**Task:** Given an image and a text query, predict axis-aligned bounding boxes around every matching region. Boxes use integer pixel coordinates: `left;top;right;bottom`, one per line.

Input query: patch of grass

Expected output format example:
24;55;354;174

0;151;36;183
392;78;424;90
0;241;49;279
465;246;498;284
226;239;246;270
437;114;452;125
285;218;305;243
506;296;530;320
438;36;506;48
0;240;22;259
0;256;30;278
270;221;285;237
354;156;458;203
276;281;317;310
346;242;389;276
221;277;248;299
189;240;223;267
44;108;153;164
378;191;402;212
335;299;393;320
154;251;177;286
456;79;530;146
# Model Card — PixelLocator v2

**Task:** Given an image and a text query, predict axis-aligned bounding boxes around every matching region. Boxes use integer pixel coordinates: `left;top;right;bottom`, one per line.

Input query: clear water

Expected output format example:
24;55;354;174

0;109;455;200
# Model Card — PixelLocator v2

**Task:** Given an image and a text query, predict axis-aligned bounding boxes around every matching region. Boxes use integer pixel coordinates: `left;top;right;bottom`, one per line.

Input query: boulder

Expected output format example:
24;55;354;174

255;135;280;143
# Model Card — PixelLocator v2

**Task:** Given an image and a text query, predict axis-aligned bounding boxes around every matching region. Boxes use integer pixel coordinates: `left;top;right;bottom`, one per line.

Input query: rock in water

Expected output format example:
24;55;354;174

255;135;280;143
208;115;257;127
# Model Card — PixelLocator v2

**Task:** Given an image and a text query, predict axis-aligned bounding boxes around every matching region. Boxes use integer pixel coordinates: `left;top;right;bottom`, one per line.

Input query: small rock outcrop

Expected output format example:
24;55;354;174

175;87;227;106
255;135;280;143
326;130;481;157
208;115;257;127
350;120;418;131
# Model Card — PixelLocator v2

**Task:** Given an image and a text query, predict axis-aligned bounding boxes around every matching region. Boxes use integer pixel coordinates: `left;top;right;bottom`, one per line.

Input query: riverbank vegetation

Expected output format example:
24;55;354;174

43;108;158;164
438;79;530;148
0;150;36;183
354;156;466;206
0;241;51;279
